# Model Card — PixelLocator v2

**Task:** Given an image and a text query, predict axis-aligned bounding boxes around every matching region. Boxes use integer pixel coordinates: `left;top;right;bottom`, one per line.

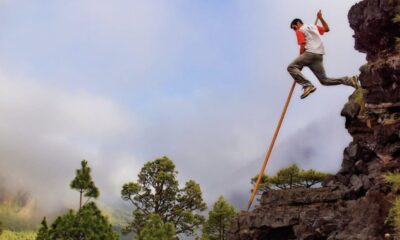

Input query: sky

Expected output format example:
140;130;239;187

0;0;365;212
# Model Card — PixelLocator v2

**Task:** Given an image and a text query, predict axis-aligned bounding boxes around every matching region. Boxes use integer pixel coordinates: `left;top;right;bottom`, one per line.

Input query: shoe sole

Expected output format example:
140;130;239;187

301;87;316;99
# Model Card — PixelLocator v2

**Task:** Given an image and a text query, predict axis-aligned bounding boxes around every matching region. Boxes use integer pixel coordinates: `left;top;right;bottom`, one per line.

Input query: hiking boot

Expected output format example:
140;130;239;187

350;75;360;89
301;86;316;99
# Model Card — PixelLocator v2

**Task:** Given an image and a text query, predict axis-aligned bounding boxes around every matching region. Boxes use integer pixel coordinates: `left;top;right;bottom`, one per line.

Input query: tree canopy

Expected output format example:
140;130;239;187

202;196;236;240
36;218;49;240
136;214;176;240
121;156;207;238
70;160;99;209
251;164;332;193
46;202;118;240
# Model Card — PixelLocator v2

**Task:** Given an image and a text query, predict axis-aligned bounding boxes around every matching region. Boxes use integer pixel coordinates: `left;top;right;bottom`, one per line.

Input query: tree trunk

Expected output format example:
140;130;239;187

220;216;223;240
79;190;83;209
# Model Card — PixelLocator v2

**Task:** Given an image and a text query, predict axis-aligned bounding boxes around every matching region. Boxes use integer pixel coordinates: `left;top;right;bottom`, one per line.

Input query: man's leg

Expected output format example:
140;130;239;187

309;55;353;86
287;53;315;87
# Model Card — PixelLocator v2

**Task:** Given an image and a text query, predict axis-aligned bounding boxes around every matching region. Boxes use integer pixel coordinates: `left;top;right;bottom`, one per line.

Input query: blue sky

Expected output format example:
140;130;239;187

0;0;365;210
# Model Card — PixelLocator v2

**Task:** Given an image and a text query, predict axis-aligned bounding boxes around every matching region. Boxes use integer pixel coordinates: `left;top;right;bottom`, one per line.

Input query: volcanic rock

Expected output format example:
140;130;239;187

228;0;400;239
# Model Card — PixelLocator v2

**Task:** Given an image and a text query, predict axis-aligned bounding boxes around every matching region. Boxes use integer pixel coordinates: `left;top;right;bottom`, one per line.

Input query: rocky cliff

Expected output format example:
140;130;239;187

228;0;400;239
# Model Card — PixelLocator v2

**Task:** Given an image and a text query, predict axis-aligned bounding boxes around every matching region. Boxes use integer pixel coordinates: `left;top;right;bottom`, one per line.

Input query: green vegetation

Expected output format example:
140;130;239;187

0;230;36;240
384;172;400;236
70;160;100;209
385;172;400;191
202;196;236;240
394;13;400;23
121;156;207;239
45;202;118;240
36;160;118;240
352;88;366;116
136;214;176;240
35;218;49;240
252;164;332;193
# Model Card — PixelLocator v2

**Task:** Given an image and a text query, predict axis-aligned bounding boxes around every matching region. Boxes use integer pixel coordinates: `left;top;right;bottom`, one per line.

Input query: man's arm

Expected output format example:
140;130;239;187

317;10;330;32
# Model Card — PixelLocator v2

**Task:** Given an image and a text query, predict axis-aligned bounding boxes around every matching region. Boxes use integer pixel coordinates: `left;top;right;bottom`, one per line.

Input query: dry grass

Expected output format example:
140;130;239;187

0;230;36;240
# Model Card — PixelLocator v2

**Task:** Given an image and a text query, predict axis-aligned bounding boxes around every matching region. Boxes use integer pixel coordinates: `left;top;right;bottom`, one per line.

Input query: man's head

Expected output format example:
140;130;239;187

290;18;303;31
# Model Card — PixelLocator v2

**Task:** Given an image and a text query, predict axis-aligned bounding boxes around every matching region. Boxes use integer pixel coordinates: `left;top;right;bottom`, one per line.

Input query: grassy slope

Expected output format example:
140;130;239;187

0;230;36;240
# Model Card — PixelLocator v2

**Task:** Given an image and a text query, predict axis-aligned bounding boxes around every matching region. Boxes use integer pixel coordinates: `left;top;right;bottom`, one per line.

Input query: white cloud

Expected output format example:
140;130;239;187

0;71;135;209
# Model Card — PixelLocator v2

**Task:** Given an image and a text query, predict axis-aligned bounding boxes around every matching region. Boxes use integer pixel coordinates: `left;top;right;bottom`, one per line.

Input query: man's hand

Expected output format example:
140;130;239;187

299;44;306;55
316;9;330;32
317;10;323;20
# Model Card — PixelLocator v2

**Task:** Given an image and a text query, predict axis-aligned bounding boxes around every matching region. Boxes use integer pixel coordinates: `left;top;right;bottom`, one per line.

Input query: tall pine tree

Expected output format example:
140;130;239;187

37;160;118;240
70;160;99;209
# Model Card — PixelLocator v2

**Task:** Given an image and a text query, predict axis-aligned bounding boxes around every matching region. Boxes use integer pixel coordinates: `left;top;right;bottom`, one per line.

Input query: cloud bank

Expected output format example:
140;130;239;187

0;0;364;213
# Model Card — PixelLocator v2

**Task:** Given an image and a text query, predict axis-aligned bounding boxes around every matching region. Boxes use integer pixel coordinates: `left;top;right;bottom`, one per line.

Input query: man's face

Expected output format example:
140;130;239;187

291;22;302;31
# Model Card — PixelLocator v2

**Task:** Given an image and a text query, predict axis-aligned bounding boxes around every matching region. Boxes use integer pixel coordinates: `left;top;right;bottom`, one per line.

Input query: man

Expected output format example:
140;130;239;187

287;10;359;99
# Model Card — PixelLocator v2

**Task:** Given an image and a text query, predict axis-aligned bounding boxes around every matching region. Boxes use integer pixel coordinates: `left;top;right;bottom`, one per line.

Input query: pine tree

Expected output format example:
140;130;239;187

121;156;207;238
38;160;118;239
136;214;176;240
299;169;331;188
70;160;99;209
202;196;236;240
36;217;50;240
251;164;331;192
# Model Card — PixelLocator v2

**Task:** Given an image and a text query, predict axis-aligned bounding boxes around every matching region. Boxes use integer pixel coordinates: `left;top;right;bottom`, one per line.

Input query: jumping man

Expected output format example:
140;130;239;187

287;10;359;99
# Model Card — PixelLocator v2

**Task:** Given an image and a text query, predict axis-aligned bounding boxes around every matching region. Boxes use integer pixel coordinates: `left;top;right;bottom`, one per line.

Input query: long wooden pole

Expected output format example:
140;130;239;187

246;16;321;210
247;80;296;210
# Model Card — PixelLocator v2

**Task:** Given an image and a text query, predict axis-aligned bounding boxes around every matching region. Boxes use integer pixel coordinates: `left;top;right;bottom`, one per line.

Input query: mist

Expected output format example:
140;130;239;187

0;0;364;221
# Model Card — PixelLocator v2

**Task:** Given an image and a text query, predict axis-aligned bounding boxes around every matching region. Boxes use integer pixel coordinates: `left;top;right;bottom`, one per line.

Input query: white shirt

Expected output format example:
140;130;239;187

299;24;325;55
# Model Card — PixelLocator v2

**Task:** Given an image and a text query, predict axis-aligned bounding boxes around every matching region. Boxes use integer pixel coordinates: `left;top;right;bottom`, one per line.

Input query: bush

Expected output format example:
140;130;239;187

384;173;400;236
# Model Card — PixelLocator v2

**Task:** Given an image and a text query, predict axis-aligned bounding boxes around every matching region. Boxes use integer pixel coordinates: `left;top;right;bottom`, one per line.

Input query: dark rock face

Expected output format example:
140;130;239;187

349;0;400;61
228;0;400;239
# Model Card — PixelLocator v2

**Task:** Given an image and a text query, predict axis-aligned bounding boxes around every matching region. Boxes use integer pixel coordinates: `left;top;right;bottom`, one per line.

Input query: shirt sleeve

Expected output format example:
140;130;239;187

296;31;305;45
317;25;325;35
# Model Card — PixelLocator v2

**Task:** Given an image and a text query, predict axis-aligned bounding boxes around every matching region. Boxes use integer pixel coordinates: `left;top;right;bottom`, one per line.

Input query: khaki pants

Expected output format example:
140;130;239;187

287;52;352;88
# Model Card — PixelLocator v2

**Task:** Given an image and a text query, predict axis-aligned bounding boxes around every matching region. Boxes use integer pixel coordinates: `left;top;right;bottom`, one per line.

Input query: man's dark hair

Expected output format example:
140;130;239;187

290;18;303;29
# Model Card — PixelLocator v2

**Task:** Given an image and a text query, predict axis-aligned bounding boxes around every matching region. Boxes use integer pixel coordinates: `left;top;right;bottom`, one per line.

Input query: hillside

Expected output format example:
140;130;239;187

0;188;39;231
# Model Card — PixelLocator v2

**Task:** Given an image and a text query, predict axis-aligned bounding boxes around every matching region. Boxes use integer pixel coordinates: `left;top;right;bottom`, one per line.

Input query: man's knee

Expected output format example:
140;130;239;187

287;64;296;73
318;78;330;85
